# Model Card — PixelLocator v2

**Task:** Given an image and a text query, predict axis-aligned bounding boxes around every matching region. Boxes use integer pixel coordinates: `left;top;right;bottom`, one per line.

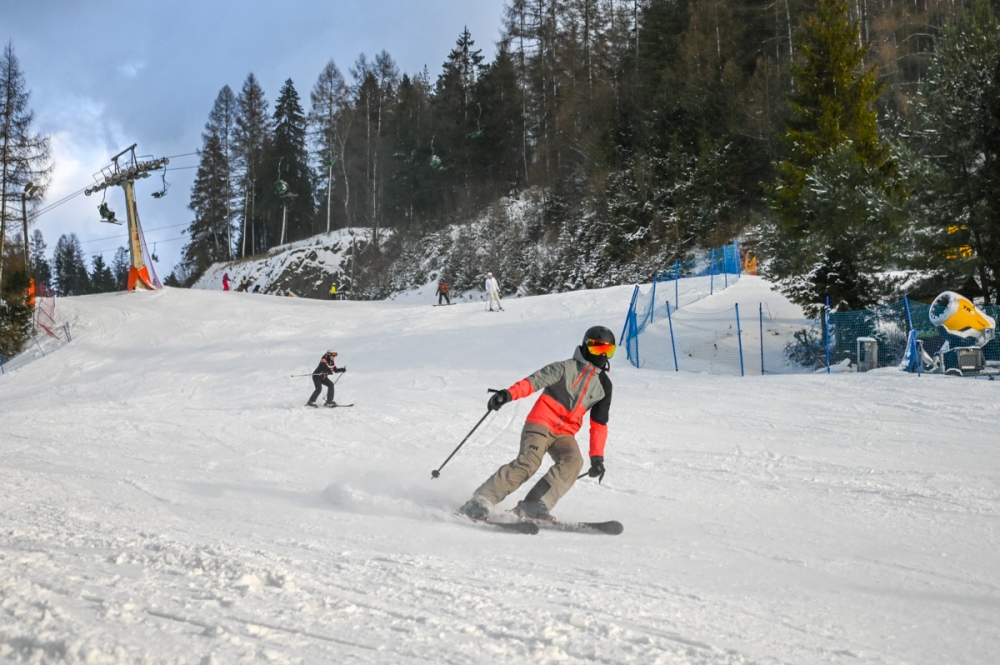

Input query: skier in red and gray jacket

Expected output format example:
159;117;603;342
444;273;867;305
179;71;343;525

460;325;615;521
306;351;346;407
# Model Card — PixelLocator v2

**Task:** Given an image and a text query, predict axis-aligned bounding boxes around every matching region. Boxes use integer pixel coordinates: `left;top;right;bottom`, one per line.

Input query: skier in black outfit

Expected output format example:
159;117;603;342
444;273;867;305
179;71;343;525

306;351;346;407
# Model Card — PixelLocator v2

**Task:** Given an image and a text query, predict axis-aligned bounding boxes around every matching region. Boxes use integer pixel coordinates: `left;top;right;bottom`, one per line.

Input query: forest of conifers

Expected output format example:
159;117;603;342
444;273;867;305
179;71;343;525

174;0;1000;311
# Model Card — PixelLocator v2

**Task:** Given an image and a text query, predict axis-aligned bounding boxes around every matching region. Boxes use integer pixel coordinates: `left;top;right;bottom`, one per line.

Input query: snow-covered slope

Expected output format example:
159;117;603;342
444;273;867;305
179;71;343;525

1;279;998;664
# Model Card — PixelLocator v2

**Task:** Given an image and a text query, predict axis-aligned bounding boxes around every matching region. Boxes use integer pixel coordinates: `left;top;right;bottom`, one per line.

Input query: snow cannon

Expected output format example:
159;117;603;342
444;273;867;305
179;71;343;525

928;291;995;346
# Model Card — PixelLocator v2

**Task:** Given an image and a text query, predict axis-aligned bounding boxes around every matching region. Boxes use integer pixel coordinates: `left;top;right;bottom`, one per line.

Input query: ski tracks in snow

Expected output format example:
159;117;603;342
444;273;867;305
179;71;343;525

1;503;769;664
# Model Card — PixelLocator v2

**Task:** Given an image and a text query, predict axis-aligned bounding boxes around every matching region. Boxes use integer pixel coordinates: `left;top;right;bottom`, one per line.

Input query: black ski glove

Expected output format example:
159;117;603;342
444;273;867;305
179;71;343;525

336;367;346;373
588;456;605;483
487;389;511;411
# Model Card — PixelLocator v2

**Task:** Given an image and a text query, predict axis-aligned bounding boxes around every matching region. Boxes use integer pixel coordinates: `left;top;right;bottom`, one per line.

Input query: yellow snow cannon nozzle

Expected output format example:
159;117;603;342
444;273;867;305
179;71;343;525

928;291;996;346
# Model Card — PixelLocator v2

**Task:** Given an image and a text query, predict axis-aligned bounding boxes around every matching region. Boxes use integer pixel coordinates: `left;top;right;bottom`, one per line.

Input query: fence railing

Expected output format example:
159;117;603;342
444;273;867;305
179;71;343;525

622;241;742;366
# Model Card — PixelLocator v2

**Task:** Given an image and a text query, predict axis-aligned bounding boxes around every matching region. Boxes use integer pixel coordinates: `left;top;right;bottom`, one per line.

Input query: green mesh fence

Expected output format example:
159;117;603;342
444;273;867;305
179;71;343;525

826;300;912;370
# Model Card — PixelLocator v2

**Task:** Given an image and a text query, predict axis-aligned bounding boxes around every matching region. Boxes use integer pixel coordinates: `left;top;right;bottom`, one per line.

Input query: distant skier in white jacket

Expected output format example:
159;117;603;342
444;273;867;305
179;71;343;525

485;272;504;311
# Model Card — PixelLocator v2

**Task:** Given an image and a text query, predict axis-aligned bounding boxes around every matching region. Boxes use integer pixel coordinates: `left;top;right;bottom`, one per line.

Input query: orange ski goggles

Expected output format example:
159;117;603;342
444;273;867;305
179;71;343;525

585;339;616;358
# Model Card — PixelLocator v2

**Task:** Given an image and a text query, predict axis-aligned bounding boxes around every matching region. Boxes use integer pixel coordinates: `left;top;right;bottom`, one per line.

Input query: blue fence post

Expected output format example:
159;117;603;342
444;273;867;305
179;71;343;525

904;294;919;376
710;248;716;294
825;296;831;373
675;259;679;307
759;303;765;375
64;323;72;342
724;244;730;289
33;336;45;357
634;309;641;368
651;273;658;323
620;285;639;346
735;303;744;377
666;302;679;371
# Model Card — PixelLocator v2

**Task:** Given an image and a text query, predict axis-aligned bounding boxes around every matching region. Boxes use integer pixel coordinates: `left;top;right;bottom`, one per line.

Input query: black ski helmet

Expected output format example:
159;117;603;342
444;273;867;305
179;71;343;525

583;325;615;347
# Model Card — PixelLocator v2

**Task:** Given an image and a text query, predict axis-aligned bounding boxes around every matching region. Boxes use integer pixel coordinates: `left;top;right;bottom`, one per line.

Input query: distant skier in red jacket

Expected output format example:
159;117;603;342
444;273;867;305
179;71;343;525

437;279;451;305
222;272;230;291
460;326;615;521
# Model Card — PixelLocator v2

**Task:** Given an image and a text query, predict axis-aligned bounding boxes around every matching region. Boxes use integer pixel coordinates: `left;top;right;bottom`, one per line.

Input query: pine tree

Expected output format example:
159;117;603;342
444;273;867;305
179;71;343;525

765;0;900;313
184;120;231;275
53;233;90;296
384;72;435;230
0;42;50;295
475;43;525;195
111;246;129;290
233;74;271;256
432;27;487;209
181;87;240;277
29;229;51;289
309;59;353;233
264;78;314;245
206;85;238;259
905;0;1000;303
89;254;116;293
351;52;399;249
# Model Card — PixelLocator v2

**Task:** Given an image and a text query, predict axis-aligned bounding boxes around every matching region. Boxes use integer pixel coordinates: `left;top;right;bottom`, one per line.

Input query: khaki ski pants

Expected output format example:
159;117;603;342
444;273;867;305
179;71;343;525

473;422;584;510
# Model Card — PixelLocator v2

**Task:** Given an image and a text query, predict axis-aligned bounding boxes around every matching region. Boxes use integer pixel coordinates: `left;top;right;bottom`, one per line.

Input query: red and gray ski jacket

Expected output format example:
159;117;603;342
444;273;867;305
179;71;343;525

504;347;612;457
314;353;344;377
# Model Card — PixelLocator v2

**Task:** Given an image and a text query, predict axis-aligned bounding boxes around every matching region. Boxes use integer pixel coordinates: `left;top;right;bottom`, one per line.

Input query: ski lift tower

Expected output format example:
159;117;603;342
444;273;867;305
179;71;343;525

84;144;168;291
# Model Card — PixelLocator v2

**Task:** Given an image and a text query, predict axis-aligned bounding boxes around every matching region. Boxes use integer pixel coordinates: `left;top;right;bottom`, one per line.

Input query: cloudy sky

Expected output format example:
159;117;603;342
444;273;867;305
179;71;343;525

6;0;508;278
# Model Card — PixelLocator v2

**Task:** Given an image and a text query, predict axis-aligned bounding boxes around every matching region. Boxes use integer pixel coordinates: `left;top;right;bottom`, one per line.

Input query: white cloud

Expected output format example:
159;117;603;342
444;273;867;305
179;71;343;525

118;60;147;79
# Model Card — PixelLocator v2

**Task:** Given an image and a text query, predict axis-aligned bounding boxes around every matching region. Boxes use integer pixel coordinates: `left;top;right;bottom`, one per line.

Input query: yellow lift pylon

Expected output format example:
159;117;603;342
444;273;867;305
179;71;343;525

85;144;168;291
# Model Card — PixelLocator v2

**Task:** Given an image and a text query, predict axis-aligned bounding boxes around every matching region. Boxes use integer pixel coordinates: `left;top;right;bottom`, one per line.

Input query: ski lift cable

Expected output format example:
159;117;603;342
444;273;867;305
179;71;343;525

30;185;90;218
76;221;190;245
81;234;186;258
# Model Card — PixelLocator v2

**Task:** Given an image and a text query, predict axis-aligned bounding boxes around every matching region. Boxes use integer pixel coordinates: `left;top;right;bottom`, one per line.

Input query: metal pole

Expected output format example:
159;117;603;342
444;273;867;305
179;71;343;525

280;202;287;246
825;297;832;374
760;303;765;375
431;409;492;478
620;285;638;346
710;248;716;294
667;302;678;371
21;190;31;277
326;160;333;234
735;303;744;377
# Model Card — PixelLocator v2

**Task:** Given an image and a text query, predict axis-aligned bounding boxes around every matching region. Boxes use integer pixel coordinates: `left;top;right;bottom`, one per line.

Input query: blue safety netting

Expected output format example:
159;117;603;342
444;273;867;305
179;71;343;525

623;272;1000;377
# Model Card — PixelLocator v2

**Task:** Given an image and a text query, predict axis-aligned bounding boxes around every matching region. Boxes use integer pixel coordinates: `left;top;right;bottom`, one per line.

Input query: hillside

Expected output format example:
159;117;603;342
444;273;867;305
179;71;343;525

0;279;998;664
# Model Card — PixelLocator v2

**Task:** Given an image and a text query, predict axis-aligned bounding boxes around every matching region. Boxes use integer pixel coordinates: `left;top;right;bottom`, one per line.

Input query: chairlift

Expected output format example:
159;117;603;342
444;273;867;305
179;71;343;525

275;156;296;197
468;103;483;139
98;201;119;224
429;136;447;170
151;164;170;198
151;242;159;263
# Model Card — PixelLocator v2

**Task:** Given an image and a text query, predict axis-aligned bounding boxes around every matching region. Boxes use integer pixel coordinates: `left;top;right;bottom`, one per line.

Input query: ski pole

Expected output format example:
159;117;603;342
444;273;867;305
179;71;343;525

290;371;348;378
431;409;491;479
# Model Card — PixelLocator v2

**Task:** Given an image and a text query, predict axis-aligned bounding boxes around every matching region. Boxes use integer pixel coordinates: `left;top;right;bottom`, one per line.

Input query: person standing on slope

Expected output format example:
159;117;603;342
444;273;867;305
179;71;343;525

437;279;451;305
484;272;503;311
222;272;231;291
460;326;615;521
306;350;347;407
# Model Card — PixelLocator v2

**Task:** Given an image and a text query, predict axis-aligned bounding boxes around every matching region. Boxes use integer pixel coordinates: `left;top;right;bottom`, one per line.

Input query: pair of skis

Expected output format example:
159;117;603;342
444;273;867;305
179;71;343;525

461;514;623;536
